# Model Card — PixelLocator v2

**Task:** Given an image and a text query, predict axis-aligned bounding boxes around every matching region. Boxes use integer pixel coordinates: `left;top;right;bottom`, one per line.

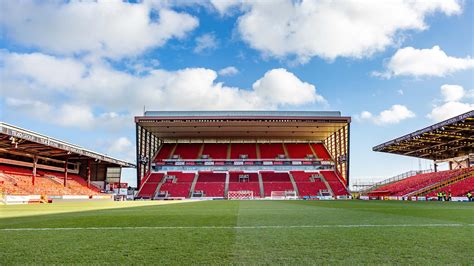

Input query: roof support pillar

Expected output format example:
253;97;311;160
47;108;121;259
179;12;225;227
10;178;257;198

64;157;68;187
87;159;91;187
32;155;38;186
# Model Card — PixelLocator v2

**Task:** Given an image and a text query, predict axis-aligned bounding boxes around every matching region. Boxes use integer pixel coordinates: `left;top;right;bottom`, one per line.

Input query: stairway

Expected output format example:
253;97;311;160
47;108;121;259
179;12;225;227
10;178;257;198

188;172;199;198
288;172;299;197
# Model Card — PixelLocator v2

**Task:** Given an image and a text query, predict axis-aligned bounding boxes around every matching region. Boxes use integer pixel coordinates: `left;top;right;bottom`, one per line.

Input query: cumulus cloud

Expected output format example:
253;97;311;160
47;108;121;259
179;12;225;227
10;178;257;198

0;0;198;59
194;33;219;53
1;52;326;129
252;68;325;106
358;105;415;125
375;46;474;78
211;0;461;62
218;66;239;76
428;84;473;122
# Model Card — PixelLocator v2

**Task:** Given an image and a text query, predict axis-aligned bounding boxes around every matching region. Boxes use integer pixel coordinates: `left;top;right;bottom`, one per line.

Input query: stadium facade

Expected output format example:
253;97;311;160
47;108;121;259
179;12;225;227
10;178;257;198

135;111;351;199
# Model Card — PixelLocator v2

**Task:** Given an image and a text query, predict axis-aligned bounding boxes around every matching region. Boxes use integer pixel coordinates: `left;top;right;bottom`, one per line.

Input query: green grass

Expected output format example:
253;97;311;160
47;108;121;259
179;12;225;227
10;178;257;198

1;200;473;265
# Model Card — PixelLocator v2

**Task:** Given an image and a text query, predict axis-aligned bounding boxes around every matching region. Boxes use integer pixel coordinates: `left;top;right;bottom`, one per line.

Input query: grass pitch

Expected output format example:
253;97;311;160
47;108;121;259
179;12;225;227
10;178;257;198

1;200;473;265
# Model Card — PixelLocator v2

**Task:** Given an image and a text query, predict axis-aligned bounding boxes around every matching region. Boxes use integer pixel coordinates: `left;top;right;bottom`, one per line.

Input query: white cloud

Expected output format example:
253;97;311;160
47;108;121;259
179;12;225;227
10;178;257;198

55;104;95;128
358;105;415;125
194;33;219;53
108;137;133;154
252;68;325;106
2;52;86;89
0;1;198;59
104;137;135;163
440;84;465;102
209;0;241;15
376;46;474;78
215;0;461;62
428;84;474;122
218;66;239;76
1;52;326;128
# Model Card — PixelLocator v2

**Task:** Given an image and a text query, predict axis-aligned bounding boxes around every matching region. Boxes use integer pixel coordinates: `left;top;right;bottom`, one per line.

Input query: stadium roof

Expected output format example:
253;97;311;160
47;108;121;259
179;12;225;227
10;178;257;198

135;111;351;141
0;122;135;167
373;110;474;161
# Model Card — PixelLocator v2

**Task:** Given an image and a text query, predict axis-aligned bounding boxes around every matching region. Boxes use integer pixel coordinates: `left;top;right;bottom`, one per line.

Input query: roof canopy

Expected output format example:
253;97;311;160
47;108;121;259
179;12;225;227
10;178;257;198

0;122;135;167
135;111;351;141
373;110;474;161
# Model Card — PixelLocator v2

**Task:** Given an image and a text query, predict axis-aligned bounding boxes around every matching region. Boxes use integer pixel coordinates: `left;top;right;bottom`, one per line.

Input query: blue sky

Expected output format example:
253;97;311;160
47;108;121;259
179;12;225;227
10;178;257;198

0;0;473;187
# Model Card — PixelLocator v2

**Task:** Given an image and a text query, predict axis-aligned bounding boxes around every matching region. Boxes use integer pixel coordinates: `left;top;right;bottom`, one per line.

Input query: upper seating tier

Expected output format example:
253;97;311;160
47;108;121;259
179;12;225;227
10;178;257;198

259;143;285;159
312;143;331;160
155;144;175;161
202;144;228;159
230;144;257;159
173;143;202;159
285;144;314;159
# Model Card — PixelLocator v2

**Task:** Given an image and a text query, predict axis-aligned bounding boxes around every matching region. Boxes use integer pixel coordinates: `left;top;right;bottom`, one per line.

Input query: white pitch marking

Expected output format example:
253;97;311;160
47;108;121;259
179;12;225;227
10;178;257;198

1;224;472;231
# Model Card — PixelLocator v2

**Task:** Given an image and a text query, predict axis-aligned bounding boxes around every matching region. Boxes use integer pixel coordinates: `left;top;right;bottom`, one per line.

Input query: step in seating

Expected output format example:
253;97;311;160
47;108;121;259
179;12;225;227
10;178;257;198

321;171;349;196
291;171;328;197
156;172;195;198
427;176;474;197
137;173;164;198
311;143;331;160
154;144;175;161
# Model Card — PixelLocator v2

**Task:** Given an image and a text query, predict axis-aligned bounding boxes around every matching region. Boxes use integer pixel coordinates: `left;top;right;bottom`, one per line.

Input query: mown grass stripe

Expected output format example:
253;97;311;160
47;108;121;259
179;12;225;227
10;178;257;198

1;223;471;231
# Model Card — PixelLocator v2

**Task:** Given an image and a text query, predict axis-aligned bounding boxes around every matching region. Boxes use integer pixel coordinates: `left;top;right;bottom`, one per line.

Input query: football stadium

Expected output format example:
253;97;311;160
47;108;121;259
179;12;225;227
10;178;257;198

1;1;473;264
1;110;473;264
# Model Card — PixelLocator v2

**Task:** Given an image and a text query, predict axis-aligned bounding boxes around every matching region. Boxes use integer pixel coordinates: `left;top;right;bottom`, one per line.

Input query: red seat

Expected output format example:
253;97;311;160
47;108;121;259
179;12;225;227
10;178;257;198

285;144;313;159
154;144;175;161
311;143;331;160
259;143;285;159
173;143;202;159
230;144;257;159
202;144;228;159
370;168;472;197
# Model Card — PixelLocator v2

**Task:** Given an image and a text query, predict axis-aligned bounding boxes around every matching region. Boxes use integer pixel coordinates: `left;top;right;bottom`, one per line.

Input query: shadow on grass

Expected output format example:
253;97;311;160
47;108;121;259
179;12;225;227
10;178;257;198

0;200;240;229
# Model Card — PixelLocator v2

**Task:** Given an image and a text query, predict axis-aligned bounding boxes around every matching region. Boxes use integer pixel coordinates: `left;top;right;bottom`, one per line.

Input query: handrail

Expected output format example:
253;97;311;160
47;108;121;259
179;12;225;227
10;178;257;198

361;169;434;193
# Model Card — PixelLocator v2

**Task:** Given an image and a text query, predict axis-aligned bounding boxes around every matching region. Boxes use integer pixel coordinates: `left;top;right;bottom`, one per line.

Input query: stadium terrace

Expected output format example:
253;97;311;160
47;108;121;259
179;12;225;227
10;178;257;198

365;110;474;200
135;111;351;200
0;122;134;203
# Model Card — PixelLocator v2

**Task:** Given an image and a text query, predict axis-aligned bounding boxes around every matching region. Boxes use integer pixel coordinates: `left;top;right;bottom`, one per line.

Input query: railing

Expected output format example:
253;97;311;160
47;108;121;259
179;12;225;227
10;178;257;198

361;169;434;193
407;168;474;197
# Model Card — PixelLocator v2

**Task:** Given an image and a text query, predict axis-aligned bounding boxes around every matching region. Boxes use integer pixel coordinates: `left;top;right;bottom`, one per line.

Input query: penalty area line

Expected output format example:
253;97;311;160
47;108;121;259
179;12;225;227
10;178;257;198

1;224;472;231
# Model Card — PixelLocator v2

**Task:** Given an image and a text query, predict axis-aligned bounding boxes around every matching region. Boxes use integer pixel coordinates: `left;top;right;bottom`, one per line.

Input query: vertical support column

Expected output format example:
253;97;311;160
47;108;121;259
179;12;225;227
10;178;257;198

32;155;38;186
64;157;68;187
434;162;438;172
136;124;141;188
346;123;351;187
332;133;337;174
147;131;152;174
338;128;343;179
87;159;91;187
